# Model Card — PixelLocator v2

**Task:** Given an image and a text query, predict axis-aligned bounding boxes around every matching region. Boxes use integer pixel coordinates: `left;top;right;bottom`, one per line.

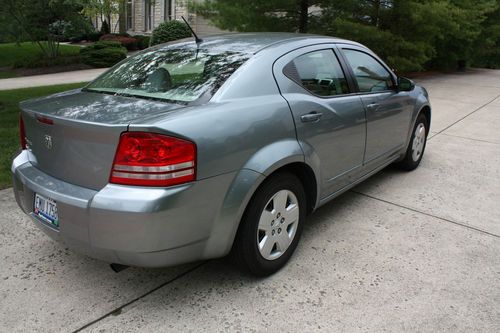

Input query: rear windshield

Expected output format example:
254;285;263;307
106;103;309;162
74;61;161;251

85;47;250;103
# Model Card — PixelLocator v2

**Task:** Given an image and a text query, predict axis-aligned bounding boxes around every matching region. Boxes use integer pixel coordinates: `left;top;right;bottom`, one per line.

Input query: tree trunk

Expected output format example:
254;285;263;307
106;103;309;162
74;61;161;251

119;0;126;34
373;0;381;27
298;0;309;33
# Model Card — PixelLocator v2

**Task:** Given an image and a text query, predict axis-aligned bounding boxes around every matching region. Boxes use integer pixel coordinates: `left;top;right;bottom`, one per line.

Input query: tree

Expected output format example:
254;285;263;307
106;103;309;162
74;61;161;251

194;0;500;72
194;0;322;33
0;0;85;58
81;0;127;34
472;2;500;68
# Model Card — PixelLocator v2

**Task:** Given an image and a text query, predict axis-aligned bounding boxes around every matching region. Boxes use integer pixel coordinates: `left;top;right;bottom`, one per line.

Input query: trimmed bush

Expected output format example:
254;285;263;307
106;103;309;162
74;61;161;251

85;32;103;42
150;20;192;46
80;42;127;68
100;34;139;50
133;35;151;50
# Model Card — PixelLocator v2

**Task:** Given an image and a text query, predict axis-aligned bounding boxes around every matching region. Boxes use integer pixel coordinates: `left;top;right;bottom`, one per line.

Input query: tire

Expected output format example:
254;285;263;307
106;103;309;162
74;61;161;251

233;172;306;276
397;113;428;171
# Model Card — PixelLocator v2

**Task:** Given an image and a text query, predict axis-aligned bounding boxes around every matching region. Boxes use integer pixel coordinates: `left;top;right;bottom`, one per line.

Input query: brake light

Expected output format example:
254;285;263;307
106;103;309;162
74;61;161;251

19;114;27;149
110;132;196;187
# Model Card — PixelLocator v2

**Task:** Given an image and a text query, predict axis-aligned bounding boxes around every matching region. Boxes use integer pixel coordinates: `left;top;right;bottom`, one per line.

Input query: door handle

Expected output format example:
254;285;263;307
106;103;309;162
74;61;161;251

366;103;380;111
300;111;323;123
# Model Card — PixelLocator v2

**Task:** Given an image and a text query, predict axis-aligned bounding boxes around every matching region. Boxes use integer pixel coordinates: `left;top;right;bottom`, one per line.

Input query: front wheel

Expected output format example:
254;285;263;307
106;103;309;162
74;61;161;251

397;113;428;171
233;172;306;276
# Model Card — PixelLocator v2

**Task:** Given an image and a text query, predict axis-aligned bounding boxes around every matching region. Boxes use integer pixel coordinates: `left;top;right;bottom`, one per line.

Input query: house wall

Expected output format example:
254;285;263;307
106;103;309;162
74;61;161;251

129;0;224;35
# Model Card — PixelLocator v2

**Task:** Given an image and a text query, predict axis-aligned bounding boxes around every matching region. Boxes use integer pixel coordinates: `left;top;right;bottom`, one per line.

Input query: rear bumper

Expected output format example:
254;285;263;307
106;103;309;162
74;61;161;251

11;150;239;267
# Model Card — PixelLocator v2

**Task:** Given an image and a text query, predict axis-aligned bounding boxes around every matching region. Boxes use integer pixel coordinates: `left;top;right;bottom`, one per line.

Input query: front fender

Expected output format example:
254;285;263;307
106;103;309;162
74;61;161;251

404;86;431;148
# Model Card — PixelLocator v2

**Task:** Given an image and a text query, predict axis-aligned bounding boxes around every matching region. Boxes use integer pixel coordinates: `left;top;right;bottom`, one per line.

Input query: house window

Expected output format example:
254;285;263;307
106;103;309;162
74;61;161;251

164;0;173;21
145;0;153;31
126;0;133;30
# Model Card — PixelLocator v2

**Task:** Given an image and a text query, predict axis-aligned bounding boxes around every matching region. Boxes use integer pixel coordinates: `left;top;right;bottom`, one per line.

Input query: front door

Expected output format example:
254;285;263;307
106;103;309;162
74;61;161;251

273;46;366;197
339;46;413;164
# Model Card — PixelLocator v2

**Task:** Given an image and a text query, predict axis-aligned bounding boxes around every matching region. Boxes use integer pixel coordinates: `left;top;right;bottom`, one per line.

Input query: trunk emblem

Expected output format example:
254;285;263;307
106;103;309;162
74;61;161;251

44;135;53;149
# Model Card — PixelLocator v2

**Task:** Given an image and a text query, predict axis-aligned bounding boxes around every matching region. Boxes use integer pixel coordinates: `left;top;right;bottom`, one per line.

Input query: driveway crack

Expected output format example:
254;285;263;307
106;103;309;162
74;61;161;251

428;93;500;141
351;190;500;239
72;261;207;333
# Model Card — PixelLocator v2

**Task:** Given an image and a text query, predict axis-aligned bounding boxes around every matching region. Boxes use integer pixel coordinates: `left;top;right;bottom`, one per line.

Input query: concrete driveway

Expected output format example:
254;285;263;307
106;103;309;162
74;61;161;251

1;69;499;332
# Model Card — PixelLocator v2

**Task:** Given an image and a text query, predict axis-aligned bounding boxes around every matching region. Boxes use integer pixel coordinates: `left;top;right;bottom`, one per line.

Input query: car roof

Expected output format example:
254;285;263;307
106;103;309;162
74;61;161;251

159;32;359;54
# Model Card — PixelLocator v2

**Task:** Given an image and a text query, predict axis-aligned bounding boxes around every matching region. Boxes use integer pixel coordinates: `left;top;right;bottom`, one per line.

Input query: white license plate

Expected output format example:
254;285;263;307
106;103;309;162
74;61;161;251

34;193;59;228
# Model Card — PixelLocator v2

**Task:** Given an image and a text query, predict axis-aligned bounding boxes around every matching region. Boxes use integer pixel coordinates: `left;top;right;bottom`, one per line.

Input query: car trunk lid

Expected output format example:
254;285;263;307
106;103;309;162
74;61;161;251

20;89;185;190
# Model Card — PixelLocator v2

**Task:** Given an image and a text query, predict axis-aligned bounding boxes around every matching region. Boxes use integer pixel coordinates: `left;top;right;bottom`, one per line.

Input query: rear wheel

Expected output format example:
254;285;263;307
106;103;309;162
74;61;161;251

233;173;306;276
397;113;428;171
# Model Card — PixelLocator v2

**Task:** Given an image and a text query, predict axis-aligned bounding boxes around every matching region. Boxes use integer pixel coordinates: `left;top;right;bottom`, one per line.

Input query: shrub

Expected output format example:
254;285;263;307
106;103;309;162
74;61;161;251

150;20;192;46
100;34;138;50
100;20;110;34
133;34;151;49
80;42;127;68
90;41;123;49
84;32;102;42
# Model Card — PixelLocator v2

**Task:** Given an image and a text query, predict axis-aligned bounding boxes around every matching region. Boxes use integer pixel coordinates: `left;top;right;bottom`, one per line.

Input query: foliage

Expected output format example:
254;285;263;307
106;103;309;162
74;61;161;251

80;41;127;67
470;3;500;69
100;34;139;50
50;18;95;42
0;0;87;59
150;20;193;46
100;19;111;34
0;82;87;189
193;0;319;33
133;35;151;50
195;0;500;72
86;32;104;42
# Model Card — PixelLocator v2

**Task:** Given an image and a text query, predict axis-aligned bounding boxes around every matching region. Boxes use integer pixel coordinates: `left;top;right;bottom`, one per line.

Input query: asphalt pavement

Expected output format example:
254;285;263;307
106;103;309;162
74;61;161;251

0;68;498;332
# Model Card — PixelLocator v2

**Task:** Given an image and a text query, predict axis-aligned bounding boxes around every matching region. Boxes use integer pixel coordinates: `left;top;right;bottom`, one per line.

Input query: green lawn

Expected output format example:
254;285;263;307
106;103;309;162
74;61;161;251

0;82;87;189
0;42;81;68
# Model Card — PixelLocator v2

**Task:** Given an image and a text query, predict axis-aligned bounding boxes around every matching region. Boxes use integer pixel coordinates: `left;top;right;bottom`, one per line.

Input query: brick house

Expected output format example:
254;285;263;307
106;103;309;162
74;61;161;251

98;0;223;36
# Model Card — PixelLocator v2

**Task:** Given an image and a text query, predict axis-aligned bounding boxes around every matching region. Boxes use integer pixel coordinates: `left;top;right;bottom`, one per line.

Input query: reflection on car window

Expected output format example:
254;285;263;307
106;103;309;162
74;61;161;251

343;49;394;93
288;49;349;97
85;47;250;103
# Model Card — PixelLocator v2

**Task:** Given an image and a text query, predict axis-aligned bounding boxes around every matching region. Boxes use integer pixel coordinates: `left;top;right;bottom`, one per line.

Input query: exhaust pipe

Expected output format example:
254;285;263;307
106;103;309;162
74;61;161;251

110;263;129;273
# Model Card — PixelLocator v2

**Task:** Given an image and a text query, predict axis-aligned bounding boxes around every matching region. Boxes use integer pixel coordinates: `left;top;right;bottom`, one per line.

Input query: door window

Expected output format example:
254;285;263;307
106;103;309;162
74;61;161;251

343;49;394;93
286;50;349;97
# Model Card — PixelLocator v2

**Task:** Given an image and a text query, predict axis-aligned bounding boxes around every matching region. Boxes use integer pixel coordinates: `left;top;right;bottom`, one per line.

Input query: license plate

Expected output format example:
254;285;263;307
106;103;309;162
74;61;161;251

34;193;59;228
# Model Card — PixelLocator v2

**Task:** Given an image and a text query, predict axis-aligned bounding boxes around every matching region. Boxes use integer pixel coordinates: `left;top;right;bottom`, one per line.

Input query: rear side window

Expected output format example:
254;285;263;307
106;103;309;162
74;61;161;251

342;49;394;93
285;49;349;97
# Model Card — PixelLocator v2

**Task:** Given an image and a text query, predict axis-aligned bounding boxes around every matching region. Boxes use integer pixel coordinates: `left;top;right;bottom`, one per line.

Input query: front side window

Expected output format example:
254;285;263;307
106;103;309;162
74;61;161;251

85;47;250;103
286;49;349;97
343;49;394;93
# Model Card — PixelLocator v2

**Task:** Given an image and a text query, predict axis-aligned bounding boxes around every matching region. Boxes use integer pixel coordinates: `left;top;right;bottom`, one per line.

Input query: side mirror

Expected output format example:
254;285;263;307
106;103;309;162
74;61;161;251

397;76;415;92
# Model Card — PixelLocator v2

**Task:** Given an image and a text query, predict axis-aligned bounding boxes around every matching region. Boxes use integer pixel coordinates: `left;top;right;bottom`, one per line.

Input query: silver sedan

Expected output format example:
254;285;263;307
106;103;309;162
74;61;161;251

12;33;431;276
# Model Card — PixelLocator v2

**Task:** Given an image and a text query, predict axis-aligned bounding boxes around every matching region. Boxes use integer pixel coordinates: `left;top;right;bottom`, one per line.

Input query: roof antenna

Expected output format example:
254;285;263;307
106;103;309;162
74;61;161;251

181;16;203;44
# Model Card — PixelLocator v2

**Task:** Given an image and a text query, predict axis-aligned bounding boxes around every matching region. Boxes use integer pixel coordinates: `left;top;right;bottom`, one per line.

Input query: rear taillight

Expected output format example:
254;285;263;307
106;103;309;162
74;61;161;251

110;132;196;187
19;114;27;149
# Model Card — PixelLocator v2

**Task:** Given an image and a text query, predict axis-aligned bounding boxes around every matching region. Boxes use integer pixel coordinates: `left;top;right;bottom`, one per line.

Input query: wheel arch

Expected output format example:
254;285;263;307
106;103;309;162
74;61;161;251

202;140;320;259
420;105;431;131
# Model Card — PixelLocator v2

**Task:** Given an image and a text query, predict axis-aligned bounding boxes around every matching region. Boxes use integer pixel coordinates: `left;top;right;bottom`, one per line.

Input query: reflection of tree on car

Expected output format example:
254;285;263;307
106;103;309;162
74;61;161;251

86;48;250;103
354;65;394;92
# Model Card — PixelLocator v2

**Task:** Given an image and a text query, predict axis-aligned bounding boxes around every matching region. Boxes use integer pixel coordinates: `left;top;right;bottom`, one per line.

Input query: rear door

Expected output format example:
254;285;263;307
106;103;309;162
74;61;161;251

338;45;413;165
273;45;366;197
